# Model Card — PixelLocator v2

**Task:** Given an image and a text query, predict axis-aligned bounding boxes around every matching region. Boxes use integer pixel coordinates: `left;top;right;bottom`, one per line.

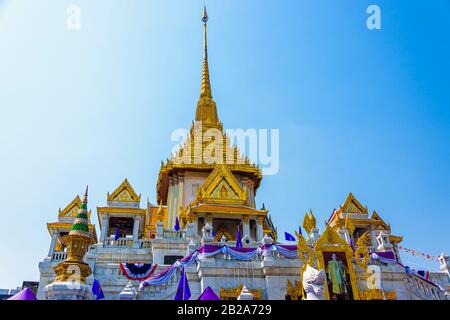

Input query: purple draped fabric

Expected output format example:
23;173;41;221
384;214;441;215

198;286;220;300
198;245;222;253
375;251;396;260
277;244;297;250
7;288;37;300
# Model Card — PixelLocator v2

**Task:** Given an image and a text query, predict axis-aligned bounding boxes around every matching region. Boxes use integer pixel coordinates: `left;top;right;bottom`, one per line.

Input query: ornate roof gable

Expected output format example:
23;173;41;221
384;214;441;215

197;164;248;205
370;211;391;231
341;192;368;214
58;195;91;219
107;179;141;203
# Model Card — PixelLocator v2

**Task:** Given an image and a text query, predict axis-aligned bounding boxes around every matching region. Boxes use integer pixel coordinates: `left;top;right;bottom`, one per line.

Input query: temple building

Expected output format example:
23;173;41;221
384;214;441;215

37;7;449;300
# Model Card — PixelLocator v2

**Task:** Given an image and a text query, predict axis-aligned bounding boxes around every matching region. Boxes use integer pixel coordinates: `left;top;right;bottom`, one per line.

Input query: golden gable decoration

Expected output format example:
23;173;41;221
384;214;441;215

58;195;91;219
107;179;141;202
196;164;248;205
341;193;368;214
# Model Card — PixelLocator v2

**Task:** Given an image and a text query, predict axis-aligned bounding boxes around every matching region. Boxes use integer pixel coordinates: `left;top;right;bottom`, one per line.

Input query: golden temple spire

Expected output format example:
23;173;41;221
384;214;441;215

201;5;211;98
195;4;220;127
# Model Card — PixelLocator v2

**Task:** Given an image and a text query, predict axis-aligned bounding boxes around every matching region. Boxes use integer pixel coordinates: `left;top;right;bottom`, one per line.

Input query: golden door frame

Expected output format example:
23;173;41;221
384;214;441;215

314;225;361;300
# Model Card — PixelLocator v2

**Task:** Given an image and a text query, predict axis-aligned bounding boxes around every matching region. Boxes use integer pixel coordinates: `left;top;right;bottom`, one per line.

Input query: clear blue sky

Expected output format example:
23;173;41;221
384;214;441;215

0;0;449;288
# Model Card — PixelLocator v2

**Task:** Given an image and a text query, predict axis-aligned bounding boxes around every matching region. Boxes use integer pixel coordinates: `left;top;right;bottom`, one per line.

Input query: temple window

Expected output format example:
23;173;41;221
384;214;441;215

108;217;133;238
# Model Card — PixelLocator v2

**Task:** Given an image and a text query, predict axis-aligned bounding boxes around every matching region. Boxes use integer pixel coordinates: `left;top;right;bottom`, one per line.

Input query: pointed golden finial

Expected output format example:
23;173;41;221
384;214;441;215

200;5;211;98
195;3;220;127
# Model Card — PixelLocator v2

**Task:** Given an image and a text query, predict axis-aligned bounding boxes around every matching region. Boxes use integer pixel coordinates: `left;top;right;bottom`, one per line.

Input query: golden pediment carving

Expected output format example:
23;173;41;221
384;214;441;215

107;179;141;202
342;193;368;214
198;164;247;205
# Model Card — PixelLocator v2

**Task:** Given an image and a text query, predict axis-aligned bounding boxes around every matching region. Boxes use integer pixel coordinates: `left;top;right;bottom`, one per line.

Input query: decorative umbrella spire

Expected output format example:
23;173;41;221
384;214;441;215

69;185;90;238
53;186;95;284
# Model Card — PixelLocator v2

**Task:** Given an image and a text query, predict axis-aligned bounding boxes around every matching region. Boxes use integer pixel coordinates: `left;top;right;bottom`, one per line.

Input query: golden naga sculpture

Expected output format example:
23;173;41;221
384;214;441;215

53;187;95;284
295;230;314;269
344;213;355;235
354;231;371;269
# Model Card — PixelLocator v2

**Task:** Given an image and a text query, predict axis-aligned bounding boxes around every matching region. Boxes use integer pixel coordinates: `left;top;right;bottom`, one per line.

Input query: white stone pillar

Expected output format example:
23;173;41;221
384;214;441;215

243;217;250;239
100;214;109;243
256;217;264;241
186;222;195;238
47;231;58;257
132;216;141;246
156;221;164;239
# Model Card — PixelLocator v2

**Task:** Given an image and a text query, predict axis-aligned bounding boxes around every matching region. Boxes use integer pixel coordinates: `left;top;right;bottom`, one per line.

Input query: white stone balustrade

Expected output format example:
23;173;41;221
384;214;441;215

162;229;186;239
103;238;134;247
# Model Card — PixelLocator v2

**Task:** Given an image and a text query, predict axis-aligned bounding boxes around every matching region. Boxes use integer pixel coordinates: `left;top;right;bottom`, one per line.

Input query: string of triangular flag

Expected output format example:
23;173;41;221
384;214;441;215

398;245;438;261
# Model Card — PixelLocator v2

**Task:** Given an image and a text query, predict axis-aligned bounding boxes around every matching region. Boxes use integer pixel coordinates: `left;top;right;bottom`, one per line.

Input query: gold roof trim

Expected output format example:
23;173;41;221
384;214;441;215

190;204;267;216
97;207;146;214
